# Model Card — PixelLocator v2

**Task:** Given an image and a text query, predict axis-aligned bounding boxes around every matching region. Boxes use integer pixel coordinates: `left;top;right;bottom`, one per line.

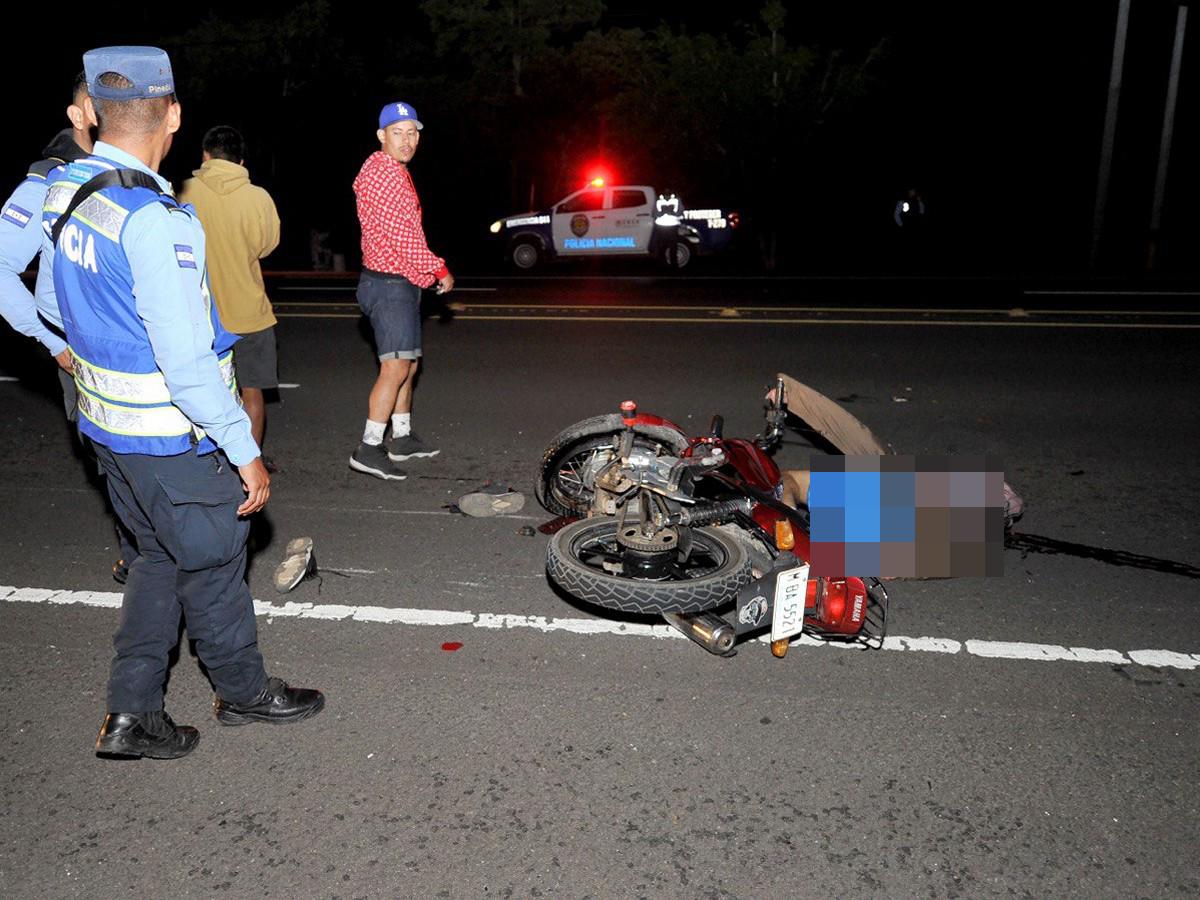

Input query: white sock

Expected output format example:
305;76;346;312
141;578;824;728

362;420;387;446
391;413;411;437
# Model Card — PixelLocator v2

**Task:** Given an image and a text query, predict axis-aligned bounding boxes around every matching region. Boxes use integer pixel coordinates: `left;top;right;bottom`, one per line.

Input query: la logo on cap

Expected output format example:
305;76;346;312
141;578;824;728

397;104;408;116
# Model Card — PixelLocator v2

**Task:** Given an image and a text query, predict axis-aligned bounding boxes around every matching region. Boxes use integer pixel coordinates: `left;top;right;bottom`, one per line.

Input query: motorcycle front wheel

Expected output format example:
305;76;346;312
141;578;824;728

535;415;690;518
546;518;751;615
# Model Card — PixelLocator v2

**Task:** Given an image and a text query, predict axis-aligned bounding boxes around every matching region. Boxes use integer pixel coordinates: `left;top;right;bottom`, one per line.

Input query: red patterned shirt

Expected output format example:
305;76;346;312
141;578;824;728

353;151;449;287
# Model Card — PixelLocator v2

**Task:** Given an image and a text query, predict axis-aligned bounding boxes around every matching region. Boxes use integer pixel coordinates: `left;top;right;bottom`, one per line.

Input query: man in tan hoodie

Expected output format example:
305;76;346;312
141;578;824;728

180;126;281;468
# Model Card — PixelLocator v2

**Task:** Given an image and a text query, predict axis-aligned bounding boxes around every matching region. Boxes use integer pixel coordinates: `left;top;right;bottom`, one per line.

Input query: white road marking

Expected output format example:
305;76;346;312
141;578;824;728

1127;649;1200;669
3;583;1198;670
0;376;19;382
278;383;301;389
882;636;962;654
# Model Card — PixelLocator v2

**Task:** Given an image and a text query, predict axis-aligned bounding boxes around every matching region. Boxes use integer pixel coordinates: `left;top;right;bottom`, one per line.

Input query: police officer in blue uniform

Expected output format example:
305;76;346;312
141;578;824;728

45;47;324;759
1;73;140;585
0;73;91;385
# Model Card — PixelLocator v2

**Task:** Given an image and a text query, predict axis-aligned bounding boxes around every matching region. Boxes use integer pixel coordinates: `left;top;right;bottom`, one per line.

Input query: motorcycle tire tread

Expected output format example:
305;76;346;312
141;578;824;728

535;415;690;518
546;519;752;615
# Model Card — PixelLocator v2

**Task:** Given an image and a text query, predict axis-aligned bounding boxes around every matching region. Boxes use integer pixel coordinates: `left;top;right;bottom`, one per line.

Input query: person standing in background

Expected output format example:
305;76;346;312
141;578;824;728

349;101;452;480
181;125;282;470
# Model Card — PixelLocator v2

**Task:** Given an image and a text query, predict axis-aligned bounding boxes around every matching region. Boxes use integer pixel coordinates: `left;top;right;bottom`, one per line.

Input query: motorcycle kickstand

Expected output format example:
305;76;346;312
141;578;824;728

662;611;738;657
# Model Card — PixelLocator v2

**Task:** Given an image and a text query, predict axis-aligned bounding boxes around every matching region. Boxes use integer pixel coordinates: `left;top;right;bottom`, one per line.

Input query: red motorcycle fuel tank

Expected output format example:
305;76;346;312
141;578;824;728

713;438;780;492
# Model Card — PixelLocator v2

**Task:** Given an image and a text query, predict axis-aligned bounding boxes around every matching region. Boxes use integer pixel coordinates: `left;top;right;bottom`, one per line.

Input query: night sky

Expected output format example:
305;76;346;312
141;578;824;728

6;1;1196;276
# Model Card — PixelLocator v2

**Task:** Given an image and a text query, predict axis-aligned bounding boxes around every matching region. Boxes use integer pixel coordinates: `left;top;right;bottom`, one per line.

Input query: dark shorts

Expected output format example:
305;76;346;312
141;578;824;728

57;367;78;422
357;269;422;361
232;326;279;389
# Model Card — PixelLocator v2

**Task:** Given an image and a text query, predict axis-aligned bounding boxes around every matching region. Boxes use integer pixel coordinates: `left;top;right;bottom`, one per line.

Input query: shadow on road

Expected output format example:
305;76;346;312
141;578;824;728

1006;532;1200;580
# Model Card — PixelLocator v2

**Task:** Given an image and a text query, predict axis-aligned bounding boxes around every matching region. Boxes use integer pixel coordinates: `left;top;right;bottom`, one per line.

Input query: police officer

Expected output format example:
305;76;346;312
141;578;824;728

0;73;139;584
0;72;91;385
44;46;324;760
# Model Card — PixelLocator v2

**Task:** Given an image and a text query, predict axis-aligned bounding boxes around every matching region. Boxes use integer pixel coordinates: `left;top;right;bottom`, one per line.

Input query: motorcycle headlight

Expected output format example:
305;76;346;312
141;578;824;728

489;220;503;234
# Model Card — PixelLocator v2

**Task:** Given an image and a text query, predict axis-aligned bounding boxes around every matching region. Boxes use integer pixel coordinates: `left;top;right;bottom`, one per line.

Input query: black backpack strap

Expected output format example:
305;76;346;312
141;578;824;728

50;168;166;246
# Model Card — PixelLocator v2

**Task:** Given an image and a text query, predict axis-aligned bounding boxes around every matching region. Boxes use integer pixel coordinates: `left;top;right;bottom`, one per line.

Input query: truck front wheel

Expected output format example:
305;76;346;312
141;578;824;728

510;239;541;270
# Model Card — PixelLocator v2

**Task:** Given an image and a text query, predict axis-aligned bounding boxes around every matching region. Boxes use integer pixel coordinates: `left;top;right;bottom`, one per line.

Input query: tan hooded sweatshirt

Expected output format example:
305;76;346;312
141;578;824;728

180;158;280;334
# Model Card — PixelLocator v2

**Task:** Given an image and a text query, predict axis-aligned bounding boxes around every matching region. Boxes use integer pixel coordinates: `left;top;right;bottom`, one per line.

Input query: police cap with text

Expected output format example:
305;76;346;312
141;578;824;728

84;46;175;101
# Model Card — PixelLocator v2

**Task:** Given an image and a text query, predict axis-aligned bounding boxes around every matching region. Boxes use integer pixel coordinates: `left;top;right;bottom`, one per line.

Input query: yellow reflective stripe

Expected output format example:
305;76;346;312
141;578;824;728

44;183;77;214
88;191;128;215
218;351;237;397
70;213;110;240
74;193;129;242
72;349;238;407
72;351;173;404
75;388;193;438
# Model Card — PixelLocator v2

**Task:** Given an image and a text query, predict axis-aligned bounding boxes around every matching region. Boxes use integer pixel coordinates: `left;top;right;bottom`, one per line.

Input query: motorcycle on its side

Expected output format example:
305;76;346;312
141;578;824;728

536;379;887;657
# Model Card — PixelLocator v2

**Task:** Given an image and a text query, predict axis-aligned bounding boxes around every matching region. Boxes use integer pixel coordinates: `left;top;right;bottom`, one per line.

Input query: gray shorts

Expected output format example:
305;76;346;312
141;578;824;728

232;326;279;390
357;269;423;361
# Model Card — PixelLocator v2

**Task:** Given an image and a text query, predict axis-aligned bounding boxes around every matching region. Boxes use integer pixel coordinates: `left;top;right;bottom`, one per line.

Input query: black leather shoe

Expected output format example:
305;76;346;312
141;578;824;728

213;677;325;725
95;710;200;759
112;558;129;585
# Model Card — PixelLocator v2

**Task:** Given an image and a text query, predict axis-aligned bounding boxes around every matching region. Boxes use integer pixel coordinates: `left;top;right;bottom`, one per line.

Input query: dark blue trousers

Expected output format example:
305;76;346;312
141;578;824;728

92;443;267;713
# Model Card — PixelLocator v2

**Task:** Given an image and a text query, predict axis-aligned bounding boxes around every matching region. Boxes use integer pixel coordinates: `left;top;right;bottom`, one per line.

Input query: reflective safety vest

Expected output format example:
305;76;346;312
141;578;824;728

44;157;240;456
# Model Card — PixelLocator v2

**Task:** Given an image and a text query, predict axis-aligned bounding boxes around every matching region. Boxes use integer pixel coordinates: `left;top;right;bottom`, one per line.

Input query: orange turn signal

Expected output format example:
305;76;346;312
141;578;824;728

774;519;795;551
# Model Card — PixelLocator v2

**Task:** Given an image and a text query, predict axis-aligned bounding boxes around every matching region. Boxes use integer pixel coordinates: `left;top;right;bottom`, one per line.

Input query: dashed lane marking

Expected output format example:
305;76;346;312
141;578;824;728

3;584;1198;670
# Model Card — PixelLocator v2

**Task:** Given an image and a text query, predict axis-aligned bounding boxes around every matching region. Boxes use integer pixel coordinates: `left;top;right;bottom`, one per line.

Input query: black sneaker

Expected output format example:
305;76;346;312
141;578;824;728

349;442;408;480
95;710;200;759
112;558;129;585
387;432;440;461
213;677;325;725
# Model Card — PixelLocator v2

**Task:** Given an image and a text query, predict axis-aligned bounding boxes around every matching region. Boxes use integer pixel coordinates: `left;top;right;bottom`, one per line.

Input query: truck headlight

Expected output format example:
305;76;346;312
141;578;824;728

489;220;503;234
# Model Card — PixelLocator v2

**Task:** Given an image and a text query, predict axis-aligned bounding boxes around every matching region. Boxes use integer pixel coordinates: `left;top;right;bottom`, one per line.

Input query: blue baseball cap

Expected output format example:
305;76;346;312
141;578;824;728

379;101;423;130
84;46;175;101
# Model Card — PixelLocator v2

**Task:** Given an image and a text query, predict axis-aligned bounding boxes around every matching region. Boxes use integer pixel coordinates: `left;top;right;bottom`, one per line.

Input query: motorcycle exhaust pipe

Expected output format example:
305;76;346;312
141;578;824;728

662;611;737;656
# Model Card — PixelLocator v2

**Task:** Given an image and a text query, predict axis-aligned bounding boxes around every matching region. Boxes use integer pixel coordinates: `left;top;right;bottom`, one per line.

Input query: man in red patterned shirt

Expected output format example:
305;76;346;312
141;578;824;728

349;101;454;480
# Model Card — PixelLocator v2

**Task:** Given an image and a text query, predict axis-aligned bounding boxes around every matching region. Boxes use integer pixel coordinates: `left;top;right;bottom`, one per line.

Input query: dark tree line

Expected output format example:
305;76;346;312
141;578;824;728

158;1;885;271
110;0;1197;276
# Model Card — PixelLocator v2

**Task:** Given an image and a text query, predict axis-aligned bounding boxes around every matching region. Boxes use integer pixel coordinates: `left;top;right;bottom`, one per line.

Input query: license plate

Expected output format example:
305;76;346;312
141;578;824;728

771;564;810;642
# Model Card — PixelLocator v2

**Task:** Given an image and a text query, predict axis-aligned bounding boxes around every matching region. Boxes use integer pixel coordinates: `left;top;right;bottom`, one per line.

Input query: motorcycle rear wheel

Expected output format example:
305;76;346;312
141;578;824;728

547;518;751;615
535;415;690;518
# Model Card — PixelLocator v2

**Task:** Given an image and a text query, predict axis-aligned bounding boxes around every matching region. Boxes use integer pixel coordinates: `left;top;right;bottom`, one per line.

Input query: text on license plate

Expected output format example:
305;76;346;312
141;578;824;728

771;563;810;642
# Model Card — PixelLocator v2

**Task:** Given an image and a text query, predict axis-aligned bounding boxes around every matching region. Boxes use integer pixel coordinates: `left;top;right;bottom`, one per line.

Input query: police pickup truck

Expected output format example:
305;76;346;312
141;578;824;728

488;181;738;270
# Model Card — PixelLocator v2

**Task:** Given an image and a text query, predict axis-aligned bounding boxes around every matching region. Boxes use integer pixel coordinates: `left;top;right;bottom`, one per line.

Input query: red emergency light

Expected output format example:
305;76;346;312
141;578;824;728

583;163;614;189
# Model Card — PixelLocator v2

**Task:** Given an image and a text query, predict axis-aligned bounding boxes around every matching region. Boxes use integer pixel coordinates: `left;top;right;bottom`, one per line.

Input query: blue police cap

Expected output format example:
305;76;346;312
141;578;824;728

84;46;175;101
379;101;423;130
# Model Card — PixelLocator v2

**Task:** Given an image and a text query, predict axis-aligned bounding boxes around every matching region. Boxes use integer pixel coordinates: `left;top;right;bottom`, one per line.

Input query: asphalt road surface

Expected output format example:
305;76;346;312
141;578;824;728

1;277;1198;898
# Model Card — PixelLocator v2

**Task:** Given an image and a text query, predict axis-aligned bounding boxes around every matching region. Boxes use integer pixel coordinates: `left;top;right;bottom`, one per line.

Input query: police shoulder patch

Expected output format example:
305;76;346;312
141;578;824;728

64;163;92;184
1;204;33;228
174;244;198;269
